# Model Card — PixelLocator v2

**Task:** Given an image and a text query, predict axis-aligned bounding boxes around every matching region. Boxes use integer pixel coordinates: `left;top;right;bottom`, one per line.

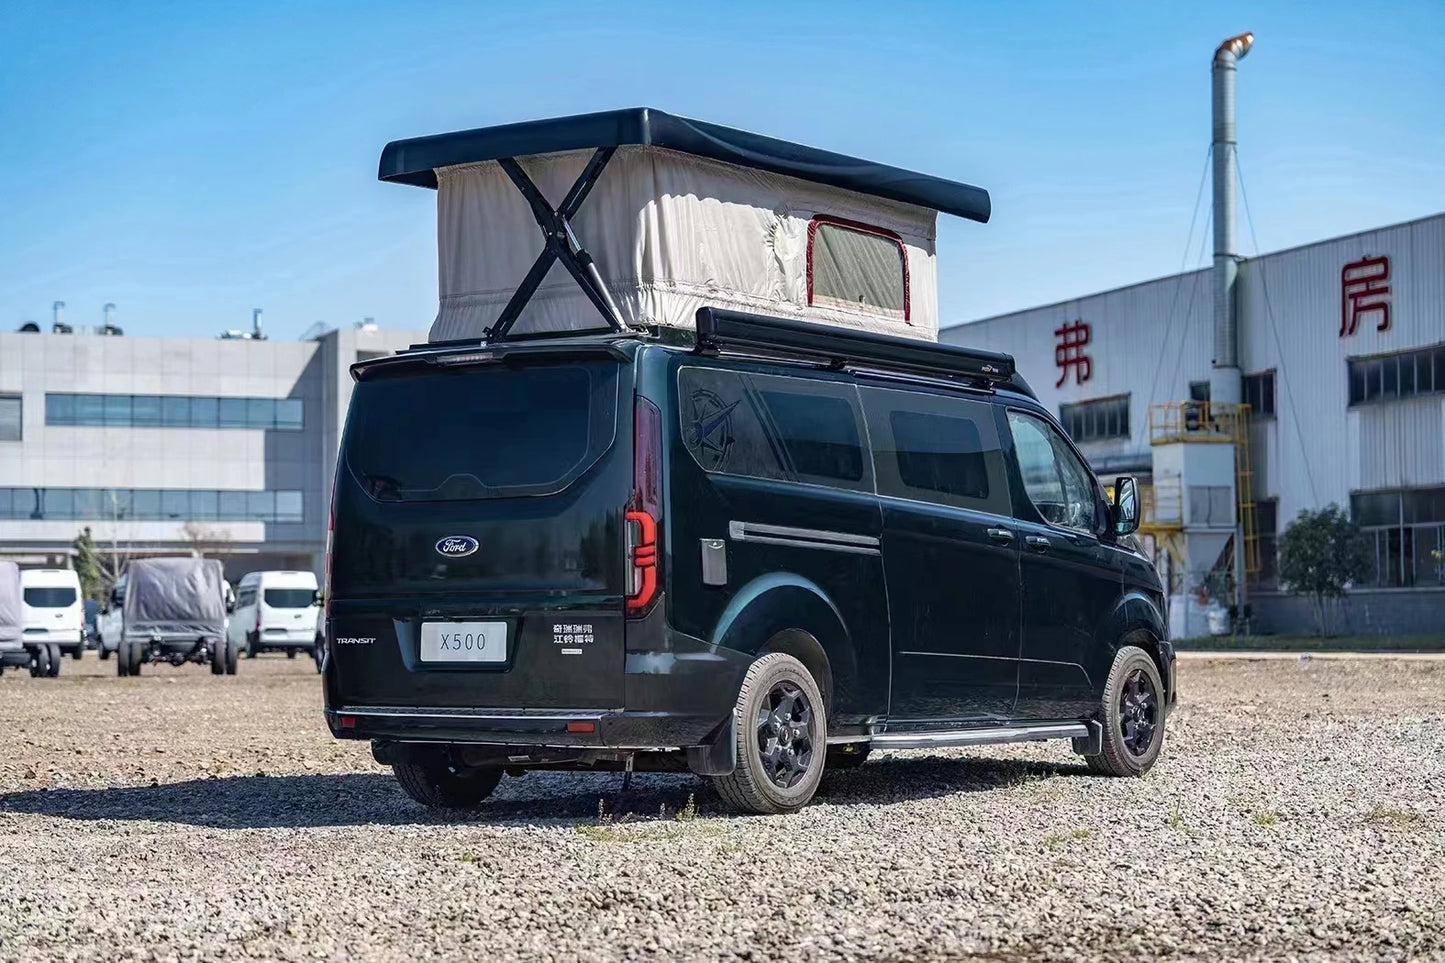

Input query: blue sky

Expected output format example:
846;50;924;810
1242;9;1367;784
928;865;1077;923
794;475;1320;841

2;0;1442;339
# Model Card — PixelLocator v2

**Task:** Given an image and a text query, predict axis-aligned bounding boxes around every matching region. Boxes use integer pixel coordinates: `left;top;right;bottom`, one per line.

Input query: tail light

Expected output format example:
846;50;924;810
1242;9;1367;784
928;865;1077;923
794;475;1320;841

625;396;662;617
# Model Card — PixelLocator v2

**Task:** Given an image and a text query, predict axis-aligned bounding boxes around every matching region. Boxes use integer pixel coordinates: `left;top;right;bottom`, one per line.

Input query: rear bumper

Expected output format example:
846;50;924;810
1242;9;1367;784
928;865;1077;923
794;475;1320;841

256;631;317;649
22;629;82;647
325;628;752;750
324;706;726;749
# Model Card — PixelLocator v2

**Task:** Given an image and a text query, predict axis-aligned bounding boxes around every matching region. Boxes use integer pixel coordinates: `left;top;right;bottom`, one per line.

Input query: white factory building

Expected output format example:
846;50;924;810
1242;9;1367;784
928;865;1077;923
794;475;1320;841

0;319;427;580
942;211;1445;636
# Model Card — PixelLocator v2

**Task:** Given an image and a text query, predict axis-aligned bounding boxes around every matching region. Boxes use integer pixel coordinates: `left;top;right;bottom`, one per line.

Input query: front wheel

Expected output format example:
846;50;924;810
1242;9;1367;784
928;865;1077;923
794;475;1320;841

711;653;827;815
211;642;226;675
1085;644;1166;777
225;638;238;675
392;748;503;809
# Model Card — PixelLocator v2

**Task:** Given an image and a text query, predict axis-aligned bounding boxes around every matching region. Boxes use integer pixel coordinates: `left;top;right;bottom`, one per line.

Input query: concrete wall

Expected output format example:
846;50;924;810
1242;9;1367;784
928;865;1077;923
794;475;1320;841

1252;589;1445;637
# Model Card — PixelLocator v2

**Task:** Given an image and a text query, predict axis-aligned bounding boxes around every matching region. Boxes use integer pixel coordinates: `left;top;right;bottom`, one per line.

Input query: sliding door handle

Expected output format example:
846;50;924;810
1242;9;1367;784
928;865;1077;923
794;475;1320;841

986;527;1015;545
1025;535;1052;553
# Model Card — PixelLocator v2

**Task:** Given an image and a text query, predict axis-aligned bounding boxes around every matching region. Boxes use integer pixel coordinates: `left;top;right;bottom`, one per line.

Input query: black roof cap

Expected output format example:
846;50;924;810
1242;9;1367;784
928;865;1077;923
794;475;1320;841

378;107;991;223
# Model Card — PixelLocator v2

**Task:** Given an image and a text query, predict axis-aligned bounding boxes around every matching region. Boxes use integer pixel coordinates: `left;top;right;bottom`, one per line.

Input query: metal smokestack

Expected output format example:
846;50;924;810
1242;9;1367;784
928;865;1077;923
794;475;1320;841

1211;31;1252;404
104;303;116;327
53;301;66;329
252;308;264;340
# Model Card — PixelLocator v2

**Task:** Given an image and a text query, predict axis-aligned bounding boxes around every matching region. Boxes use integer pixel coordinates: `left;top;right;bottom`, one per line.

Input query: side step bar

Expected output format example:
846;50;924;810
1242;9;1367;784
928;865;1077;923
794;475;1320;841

870;722;1090;751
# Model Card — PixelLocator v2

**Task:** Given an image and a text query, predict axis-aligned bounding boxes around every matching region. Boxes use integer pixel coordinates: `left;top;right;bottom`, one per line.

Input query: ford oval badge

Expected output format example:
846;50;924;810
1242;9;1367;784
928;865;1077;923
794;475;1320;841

435;535;479;558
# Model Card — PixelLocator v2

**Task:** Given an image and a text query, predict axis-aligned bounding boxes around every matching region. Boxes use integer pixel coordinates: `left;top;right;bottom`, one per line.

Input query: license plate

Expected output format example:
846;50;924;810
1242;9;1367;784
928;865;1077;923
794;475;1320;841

420;621;508;663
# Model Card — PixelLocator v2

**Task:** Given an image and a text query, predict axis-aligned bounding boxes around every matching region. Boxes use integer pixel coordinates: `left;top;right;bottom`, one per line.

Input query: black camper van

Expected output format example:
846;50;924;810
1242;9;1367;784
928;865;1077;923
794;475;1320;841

322;111;1173;814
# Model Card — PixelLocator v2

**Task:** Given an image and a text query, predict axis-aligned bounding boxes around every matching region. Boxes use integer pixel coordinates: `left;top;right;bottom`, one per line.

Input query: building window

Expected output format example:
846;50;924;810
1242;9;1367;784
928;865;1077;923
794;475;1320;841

1059;394;1131;444
1189;381;1211;403
44;393;304;430
1350;486;1445;587
0;395;21;442
0;487;305;523
807;217;909;321
1347;344;1445;407
1243;370;1276;419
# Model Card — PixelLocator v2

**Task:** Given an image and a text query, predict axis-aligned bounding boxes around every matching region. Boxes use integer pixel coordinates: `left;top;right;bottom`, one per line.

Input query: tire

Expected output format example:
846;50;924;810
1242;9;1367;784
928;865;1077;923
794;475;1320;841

392;748;503;809
211;641;226;675
711;652;827;815
98;641;111;661
247;633;259;659
30;646;50;678
825;744;871;770
128;643;144;676
313;638;324;674
1085;644;1167;777
117;640;132;677
71;644;83;661
225;638;238;675
46;644;63;677
286;648;296;660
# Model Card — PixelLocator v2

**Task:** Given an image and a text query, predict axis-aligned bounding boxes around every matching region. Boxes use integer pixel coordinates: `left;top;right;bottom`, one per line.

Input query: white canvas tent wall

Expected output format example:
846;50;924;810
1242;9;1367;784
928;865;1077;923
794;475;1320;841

377;109;991;346
0;561;21;647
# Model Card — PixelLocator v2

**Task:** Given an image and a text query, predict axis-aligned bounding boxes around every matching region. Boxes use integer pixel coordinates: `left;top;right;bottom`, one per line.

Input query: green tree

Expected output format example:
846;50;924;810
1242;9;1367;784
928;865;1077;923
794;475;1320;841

1278;504;1371;636
72;526;102;601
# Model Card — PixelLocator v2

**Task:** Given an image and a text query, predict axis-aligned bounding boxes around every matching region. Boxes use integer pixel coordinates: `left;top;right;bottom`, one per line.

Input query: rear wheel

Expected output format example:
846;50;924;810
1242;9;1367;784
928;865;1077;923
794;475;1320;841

98;640;111;661
128;643;144;676
246;633;259;659
712;653;827;815
71;644;83;661
45;644;63;677
29;646;51;678
392;748;503;809
211;642;225;675
1086;645;1166;777
225;639;238;675
286;648;296;660
313;637;324;674
117;640;131;676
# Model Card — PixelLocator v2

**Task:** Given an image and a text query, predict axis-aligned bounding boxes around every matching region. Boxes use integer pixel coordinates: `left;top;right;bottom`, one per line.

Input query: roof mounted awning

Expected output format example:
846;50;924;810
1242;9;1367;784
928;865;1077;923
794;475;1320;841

379;107;991;224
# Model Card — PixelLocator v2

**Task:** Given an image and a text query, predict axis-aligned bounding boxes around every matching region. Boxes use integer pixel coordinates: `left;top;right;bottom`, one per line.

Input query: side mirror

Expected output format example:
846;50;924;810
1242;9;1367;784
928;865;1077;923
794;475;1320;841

1112;475;1140;537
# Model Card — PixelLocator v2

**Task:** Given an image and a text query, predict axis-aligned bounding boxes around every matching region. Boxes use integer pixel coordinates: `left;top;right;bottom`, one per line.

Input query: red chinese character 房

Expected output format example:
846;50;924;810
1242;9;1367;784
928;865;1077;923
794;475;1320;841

1340;255;1390;337
1054;319;1092;388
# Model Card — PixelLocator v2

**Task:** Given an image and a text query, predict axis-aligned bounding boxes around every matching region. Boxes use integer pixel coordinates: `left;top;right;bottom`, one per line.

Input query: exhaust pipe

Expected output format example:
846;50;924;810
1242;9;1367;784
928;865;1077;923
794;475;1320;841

1210;31;1253;405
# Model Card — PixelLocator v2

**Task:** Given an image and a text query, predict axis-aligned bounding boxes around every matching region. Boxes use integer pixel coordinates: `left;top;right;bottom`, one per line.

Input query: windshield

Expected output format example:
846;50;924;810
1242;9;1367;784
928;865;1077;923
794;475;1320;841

264;588;315;609
25;587;77;608
344;362;619;502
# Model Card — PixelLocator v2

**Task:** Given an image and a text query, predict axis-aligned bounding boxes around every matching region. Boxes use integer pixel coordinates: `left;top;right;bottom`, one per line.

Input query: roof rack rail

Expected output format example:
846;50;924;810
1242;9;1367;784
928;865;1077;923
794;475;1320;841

694;308;1018;388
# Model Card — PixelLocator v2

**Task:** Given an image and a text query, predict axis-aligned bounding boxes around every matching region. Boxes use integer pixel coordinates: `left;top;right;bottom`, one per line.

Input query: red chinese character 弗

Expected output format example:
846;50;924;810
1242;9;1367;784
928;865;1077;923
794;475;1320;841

1340;255;1390;337
1055;319;1092;388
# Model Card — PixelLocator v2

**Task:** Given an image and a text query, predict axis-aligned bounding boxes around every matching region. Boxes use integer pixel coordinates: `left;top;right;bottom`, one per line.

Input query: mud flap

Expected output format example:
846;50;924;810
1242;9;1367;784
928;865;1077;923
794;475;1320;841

685;717;737;776
1071;720;1103;757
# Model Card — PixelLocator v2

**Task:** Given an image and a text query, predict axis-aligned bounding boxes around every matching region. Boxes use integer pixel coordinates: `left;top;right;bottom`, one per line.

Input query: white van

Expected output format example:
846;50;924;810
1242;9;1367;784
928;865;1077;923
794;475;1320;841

21;569;85;664
227;571;319;660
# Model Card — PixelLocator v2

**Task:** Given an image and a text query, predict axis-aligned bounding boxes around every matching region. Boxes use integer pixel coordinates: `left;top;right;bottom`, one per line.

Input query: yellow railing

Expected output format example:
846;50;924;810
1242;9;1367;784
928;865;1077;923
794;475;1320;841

1148;401;1247;445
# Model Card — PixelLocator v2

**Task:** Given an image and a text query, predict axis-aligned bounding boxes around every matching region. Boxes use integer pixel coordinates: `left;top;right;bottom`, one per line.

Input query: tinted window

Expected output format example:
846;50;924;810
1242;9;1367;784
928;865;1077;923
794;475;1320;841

678;367;871;492
346;362;619;501
264;588;315;609
25;587;77;607
1007;410;1099;533
809;220;907;319
890;410;988;500
0;395;20;442
863;387;1009;514
757;391;864;482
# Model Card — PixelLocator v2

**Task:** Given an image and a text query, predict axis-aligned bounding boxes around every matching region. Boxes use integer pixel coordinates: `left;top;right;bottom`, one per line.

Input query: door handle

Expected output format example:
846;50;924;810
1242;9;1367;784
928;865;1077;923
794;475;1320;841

986;527;1015;544
1025;535;1052;553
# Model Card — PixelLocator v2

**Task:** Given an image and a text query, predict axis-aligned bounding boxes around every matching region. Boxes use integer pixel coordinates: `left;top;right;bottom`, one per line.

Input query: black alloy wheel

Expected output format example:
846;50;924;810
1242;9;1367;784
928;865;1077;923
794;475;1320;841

755;682;815;790
1118;668;1159;758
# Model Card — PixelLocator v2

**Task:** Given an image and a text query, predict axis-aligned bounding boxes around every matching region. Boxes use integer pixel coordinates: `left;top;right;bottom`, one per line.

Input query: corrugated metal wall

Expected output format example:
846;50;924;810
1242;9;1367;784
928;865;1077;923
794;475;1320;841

943;212;1445;531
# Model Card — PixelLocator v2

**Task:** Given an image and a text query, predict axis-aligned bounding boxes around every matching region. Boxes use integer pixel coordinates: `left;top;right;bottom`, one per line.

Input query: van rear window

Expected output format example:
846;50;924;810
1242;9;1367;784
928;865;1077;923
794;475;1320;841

263;589;315;609
344;362;619;501
25;587;77;608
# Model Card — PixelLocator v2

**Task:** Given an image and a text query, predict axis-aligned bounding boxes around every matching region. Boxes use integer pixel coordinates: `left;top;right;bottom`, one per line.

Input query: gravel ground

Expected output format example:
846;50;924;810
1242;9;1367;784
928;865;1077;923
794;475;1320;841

0;654;1442;962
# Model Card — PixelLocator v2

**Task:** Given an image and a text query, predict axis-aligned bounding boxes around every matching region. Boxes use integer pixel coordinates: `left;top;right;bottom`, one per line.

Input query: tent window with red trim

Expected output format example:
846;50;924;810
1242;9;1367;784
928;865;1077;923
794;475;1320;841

807;217;910;321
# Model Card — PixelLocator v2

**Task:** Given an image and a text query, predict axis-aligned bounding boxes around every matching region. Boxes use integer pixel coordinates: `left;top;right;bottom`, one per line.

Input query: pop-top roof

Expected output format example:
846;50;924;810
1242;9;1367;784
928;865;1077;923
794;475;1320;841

378;107;991;223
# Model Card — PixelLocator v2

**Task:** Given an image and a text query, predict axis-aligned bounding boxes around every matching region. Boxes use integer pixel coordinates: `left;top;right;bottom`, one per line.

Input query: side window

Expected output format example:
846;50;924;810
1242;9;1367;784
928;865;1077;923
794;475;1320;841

678;367;871;492
862;386;1012;515
1006;410;1099;534
807;218;909;321
237;587;256;608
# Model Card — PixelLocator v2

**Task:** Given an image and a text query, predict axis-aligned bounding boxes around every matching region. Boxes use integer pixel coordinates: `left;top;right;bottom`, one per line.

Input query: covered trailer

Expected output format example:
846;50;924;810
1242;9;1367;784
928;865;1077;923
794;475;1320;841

0;560;54;678
379;108;990;345
116;557;236;676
